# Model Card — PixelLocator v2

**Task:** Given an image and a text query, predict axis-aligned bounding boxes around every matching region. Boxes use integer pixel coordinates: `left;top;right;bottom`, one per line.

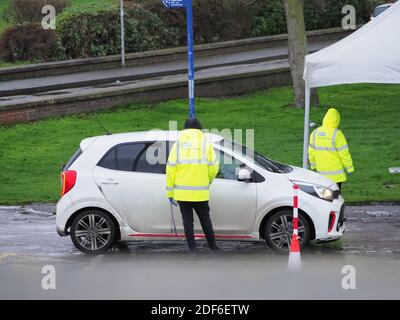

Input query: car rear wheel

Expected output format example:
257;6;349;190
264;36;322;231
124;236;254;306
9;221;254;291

264;210;311;253
70;210;116;254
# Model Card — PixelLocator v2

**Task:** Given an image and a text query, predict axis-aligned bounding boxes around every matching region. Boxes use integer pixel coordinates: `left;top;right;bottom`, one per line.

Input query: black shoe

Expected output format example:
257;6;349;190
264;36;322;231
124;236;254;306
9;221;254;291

209;245;221;251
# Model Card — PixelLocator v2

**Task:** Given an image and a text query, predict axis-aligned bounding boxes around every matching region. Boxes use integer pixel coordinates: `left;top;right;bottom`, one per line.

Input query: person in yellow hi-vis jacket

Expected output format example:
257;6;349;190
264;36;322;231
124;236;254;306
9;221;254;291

308;108;354;191
166;118;220;251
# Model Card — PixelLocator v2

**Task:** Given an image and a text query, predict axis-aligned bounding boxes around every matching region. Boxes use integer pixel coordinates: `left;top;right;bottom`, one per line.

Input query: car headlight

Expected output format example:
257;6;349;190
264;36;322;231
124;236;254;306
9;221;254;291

297;184;334;202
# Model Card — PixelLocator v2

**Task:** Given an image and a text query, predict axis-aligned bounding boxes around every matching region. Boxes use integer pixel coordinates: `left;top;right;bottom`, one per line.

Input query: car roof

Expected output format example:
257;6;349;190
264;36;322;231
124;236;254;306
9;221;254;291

82;130;224;149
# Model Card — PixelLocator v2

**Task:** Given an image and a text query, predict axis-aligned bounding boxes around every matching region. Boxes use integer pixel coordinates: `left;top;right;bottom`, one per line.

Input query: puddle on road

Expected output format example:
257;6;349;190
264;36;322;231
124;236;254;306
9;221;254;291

1;204;400;263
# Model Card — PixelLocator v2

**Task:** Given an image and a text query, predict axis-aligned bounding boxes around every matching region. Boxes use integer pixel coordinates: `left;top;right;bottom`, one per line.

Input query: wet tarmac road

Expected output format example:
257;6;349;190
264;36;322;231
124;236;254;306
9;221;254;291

1;204;400;299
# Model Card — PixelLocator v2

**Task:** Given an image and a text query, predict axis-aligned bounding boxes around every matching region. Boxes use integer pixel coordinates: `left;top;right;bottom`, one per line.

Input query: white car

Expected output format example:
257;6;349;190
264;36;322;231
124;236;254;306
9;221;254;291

371;3;394;20
56;131;345;254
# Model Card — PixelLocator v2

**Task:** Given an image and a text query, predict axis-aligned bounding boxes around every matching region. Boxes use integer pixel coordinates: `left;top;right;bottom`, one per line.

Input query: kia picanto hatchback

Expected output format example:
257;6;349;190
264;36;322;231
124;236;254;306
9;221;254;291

56;131;345;254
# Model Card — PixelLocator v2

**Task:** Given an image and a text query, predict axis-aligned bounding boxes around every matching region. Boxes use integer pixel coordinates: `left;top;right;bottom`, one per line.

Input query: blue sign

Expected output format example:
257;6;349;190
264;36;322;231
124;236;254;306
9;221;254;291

163;0;187;9
162;0;195;118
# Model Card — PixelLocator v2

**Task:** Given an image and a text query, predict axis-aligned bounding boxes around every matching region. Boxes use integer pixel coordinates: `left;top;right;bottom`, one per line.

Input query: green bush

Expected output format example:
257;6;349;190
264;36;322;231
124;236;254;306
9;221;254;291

9;0;70;24
0;22;65;62
57;3;180;59
193;0;255;43
251;0;382;37
316;0;380;28
251;0;287;37
142;0;255;44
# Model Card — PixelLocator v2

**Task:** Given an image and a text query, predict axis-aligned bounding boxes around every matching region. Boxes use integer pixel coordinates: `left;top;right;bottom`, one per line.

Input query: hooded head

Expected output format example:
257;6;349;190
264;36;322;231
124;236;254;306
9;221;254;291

322;108;340;129
184;118;203;130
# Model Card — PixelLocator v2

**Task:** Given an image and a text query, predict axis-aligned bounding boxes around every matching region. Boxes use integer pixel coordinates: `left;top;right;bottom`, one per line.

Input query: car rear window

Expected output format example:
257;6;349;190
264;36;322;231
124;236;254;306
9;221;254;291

64;148;82;171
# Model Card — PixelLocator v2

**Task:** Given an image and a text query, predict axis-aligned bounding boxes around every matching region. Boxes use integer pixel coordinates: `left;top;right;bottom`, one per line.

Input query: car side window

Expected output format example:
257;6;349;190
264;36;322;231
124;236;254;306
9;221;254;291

99;148;117;170
215;150;243;180
135;141;169;174
98;143;146;171
117;143;147;171
98;141;169;174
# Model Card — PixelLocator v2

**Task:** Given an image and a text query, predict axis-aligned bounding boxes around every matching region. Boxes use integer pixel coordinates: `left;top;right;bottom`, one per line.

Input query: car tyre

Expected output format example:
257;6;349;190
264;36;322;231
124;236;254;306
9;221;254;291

264;210;311;253
70;210;116;255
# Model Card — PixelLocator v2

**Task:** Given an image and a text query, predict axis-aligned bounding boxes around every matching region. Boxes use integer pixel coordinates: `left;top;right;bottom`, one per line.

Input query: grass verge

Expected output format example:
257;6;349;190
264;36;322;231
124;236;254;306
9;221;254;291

0;84;399;204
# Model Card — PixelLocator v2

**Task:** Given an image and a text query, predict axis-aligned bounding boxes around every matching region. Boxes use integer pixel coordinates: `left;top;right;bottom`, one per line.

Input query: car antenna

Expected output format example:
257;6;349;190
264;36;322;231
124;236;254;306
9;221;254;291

94;117;112;135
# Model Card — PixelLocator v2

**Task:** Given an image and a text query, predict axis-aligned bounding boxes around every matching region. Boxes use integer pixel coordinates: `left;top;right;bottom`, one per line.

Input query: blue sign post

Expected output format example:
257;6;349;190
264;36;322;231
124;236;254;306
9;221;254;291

163;0;195;118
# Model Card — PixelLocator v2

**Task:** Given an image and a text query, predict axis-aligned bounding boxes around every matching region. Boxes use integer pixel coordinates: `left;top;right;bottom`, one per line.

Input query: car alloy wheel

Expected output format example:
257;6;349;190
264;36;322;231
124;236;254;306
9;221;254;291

265;210;310;253
71;210;116;254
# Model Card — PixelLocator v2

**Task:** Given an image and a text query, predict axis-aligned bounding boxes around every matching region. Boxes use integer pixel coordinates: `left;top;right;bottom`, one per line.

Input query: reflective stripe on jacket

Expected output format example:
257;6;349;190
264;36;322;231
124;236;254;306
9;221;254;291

166;129;219;201
308;108;354;183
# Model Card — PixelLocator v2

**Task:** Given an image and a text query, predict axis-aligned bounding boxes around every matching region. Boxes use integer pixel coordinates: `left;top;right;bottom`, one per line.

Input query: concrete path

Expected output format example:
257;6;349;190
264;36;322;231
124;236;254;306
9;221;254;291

0;40;334;98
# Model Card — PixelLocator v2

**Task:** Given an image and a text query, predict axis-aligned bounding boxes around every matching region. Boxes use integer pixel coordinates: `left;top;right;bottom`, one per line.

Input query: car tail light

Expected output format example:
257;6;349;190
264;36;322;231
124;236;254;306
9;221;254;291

328;211;336;233
61;170;77;196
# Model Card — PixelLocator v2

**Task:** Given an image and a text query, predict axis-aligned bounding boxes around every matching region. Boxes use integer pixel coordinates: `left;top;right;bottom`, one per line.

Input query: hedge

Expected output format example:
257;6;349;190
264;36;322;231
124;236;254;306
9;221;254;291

57;3;180;59
252;0;382;37
0;0;385;63
0;22;65;62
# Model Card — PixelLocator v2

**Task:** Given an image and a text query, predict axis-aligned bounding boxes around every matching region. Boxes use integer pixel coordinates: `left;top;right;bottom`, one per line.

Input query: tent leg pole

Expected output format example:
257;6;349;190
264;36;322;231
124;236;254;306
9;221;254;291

303;85;311;169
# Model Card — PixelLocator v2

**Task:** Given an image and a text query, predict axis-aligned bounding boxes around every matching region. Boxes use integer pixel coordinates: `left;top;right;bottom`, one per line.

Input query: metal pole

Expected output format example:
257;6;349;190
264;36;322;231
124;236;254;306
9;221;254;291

186;0;195;118
302;85;311;168
120;0;126;67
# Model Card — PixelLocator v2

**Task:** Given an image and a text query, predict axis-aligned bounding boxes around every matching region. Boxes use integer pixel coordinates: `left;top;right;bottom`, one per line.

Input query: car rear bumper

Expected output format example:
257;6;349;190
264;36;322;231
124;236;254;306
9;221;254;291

56;194;74;237
56;226;67;237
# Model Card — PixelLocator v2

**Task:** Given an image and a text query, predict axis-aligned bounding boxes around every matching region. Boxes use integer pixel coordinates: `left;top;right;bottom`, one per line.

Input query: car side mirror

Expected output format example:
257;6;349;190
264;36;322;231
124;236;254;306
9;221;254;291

309;121;318;129
237;168;252;182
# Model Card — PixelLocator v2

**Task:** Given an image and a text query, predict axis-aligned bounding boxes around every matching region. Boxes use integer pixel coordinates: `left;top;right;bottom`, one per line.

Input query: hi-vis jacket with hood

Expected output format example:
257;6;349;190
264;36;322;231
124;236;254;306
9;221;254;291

308;108;354;183
166;129;219;202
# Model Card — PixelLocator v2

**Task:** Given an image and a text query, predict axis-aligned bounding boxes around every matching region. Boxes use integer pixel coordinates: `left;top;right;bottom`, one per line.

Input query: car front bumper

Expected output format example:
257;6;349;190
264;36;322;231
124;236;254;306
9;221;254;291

311;196;346;242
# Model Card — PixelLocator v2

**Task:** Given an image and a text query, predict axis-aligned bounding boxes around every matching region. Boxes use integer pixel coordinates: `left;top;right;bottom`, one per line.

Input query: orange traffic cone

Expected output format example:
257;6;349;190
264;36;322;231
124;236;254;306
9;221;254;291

288;184;301;271
288;234;301;271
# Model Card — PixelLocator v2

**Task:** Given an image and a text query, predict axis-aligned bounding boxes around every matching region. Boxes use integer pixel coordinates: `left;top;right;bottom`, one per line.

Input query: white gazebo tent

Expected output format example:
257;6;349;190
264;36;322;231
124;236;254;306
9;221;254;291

302;1;400;168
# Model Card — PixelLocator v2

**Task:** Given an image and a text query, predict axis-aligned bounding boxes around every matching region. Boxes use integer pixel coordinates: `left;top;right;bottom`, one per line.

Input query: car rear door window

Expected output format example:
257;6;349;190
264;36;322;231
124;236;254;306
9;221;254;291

117;143;147;171
99;148;117;170
98;141;170;174
98;143;146;171
135;141;169;174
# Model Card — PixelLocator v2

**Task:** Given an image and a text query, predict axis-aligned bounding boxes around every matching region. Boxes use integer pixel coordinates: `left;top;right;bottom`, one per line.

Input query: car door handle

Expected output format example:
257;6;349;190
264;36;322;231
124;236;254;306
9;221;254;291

100;179;119;185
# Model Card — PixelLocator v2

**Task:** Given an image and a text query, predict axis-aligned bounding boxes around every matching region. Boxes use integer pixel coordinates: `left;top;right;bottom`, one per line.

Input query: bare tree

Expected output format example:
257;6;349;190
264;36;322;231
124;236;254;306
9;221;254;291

242;0;319;108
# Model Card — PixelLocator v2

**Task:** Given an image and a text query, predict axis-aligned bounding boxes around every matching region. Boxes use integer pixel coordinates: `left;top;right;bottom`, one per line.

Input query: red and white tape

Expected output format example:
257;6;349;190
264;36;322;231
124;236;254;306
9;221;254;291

292;184;299;237
288;184;301;271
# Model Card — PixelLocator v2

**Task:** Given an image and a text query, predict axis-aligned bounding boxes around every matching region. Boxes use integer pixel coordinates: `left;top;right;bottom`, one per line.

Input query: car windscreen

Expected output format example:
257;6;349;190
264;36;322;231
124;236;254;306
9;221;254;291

219;139;292;174
372;6;390;17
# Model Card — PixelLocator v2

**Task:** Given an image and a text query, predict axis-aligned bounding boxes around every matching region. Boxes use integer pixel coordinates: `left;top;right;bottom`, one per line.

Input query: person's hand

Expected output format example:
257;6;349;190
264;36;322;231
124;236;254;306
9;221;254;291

169;198;178;206
348;172;353;176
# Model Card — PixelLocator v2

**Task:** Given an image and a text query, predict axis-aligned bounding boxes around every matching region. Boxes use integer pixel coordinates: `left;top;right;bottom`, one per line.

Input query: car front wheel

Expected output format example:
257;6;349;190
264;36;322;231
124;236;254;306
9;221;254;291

264;210;311;253
70;210;116;254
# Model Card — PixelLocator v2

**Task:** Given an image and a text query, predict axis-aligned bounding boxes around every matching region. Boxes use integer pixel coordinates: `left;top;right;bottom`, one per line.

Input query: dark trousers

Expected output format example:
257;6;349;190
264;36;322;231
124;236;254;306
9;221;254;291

178;201;216;250
338;182;342;192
